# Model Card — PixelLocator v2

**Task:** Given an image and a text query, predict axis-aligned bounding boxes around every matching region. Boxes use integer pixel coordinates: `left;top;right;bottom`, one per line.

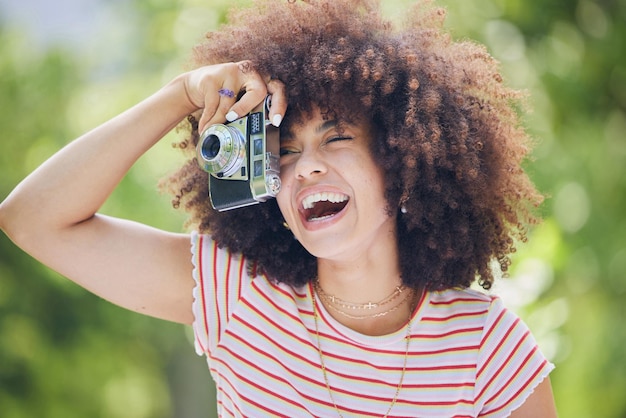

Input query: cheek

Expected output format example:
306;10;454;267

275;180;294;219
357;165;388;208
276;162;290;203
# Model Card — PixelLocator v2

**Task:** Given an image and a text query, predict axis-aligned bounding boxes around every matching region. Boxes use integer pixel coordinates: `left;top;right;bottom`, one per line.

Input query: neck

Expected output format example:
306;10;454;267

314;235;418;336
313;279;420;336
315;220;402;302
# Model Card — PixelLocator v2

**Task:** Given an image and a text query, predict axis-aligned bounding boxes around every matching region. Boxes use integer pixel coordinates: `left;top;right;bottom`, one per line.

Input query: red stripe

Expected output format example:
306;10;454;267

480;359;546;416
413;326;484;339
197;235;210;345
227;312;321;370
212;348;321;416
480;308;506;347
223;246;233;320
240;297;316;350
252;279;302;323
223;329;327;390
230;292;479;394
234;315;479;393
195;257;548;416
228;318;430;391
477;315;520;378
234;307;479;378
429;296;491;305
405;363;476;373
314;328;480;360
314;288;453;358
211;240;221;341
215;400;235;418
212;369;254;417
422;309;489;322
482;343;536;406
194;336;207;353
476;329;530;401
237;256;245;301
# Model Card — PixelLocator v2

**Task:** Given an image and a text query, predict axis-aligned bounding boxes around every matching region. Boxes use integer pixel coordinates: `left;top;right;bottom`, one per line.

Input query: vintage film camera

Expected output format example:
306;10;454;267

196;97;281;211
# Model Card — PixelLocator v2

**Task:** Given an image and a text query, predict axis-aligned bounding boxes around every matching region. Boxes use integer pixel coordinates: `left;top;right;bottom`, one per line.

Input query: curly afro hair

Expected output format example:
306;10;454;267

161;0;544;291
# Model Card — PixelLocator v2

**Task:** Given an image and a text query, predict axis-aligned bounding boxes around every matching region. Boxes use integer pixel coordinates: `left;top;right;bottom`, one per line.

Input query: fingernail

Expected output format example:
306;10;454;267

272;114;282;127
226;111;239;122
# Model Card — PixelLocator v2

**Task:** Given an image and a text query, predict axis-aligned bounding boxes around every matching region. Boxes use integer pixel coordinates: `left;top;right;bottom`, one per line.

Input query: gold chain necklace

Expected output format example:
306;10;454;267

314;279;407;311
311;286;417;418
313;280;413;320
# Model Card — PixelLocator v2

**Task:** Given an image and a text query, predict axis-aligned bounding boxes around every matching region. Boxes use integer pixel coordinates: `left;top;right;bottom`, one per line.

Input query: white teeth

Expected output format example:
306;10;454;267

301;192;348;210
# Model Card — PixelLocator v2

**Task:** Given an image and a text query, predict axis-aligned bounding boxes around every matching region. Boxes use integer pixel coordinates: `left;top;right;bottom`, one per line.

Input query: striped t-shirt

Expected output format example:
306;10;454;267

191;233;554;417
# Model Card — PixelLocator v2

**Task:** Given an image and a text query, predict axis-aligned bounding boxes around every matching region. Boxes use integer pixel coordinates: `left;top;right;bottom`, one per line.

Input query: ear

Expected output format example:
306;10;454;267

399;190;410;214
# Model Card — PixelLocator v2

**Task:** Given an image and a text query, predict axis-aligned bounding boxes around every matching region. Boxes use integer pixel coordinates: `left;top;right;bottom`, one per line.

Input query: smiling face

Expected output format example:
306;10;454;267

276;110;397;264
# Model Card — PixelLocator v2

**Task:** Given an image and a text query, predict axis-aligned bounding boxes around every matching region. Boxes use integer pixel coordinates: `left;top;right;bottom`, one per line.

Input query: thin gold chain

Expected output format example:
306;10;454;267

311;287;417;418
314;279;407;310
319;285;413;320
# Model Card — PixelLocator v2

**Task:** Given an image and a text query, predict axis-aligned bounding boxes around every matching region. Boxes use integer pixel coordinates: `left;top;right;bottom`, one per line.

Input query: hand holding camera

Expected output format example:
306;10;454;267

196;96;281;211
181;61;286;134
177;61;286;211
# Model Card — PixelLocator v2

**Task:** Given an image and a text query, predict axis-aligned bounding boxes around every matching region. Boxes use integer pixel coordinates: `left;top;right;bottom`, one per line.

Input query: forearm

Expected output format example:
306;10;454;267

0;62;284;324
0;75;196;240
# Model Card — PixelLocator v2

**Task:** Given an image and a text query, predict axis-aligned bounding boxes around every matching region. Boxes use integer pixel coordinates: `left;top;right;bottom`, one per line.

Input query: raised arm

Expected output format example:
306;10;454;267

0;62;286;324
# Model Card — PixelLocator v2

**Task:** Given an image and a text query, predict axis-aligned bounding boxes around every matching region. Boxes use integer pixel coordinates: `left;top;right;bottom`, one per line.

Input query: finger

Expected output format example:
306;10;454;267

226;87;268;122
225;64;269;122
199;84;239;131
193;62;241;131
197;93;221;134
267;79;287;127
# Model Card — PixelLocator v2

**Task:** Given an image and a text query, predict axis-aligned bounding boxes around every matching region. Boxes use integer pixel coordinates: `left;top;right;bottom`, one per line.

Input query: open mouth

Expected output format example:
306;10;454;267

301;192;349;222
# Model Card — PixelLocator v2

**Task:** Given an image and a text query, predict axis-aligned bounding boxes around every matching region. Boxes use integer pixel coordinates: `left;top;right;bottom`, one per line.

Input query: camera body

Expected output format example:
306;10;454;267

196;97;281;211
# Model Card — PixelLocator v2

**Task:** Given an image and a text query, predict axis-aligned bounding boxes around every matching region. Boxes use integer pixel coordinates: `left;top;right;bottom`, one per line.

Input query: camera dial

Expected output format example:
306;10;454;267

266;173;281;195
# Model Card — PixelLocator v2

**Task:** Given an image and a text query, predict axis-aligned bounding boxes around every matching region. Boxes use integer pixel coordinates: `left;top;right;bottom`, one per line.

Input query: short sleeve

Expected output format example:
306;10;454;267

474;296;555;417
190;232;251;357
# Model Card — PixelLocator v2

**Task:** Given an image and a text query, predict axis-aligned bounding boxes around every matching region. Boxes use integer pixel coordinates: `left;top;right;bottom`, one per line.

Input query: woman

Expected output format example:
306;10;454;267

0;0;557;416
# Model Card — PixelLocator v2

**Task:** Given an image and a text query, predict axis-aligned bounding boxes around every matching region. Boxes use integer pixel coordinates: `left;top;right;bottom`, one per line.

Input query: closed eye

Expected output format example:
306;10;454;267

280;147;299;156
325;136;354;144
279;134;354;156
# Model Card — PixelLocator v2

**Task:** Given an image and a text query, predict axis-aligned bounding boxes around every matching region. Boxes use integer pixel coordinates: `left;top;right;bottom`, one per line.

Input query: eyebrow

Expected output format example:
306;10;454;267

281;120;339;143
315;120;338;133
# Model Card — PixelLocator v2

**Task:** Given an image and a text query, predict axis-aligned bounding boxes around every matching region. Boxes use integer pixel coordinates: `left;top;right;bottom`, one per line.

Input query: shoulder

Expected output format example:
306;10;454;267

192;232;255;276
422;287;520;340
426;287;497;316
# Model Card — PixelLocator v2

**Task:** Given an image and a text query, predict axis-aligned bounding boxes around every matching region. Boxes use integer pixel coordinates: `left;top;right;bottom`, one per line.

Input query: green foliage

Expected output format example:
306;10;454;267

1;0;625;417
0;2;213;417
454;0;626;416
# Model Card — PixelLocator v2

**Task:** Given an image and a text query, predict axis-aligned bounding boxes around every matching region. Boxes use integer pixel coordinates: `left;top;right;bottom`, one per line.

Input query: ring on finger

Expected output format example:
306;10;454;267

218;88;235;99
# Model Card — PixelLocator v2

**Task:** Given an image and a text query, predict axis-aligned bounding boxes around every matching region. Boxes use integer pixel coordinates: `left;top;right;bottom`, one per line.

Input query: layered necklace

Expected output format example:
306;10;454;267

313;278;412;320
311;280;419;418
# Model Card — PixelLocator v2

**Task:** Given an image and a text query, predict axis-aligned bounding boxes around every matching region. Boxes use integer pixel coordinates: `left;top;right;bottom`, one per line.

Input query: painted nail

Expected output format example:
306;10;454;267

272;114;282;127
226;111;239;122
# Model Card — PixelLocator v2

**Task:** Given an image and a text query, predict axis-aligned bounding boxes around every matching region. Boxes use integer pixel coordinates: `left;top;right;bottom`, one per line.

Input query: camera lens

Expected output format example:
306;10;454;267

196;124;246;177
201;134;221;159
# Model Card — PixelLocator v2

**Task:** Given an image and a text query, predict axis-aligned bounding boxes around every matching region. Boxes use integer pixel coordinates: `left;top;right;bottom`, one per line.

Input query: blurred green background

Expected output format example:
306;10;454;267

0;0;624;417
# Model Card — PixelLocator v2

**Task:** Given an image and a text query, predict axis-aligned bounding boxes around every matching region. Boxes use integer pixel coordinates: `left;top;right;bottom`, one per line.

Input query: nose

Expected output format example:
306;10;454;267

294;148;327;180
